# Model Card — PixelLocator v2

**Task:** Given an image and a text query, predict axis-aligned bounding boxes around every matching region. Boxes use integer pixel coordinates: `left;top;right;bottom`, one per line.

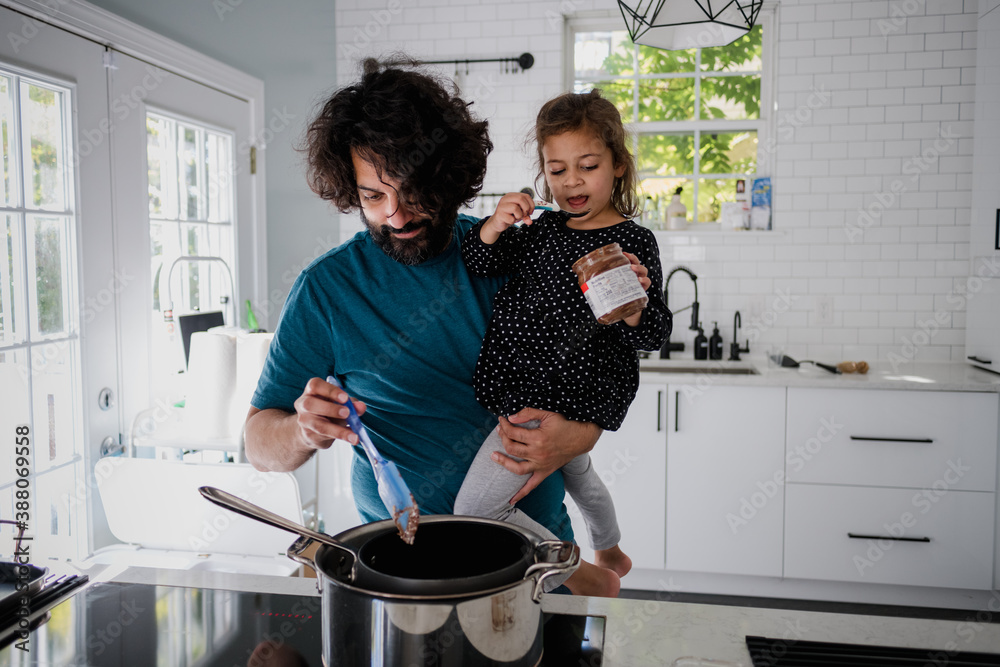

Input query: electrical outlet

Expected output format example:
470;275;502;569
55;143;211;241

747;295;766;321
815;295;834;326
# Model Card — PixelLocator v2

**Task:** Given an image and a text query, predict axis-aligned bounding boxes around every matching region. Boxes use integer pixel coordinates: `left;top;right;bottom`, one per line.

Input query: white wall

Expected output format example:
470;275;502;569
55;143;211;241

335;0;979;366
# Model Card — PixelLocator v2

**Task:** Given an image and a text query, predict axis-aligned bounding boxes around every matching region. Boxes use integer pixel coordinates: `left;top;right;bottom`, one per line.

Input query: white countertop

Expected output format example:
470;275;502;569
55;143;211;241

87;565;1000;665
639;358;1000;392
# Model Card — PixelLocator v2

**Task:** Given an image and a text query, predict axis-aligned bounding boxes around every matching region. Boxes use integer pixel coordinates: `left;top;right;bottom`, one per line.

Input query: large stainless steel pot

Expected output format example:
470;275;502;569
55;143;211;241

199;487;579;666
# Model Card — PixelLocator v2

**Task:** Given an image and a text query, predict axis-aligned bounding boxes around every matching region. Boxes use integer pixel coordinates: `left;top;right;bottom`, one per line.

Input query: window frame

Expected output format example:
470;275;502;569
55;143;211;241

564;7;778;225
146;107;238;322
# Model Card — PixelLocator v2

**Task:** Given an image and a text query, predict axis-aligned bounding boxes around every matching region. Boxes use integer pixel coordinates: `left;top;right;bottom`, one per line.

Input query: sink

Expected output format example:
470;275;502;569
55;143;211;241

639;359;760;375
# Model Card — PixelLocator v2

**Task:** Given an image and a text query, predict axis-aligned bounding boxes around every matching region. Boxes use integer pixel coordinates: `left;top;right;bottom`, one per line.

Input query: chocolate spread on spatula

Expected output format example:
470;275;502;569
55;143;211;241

394;496;419;545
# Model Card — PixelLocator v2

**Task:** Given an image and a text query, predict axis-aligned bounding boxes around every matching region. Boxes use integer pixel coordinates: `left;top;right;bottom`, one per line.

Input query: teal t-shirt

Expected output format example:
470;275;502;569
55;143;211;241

252;216;573;541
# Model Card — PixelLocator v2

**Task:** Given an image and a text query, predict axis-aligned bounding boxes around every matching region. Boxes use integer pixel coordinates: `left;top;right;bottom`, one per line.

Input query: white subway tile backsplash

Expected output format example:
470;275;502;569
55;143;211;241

332;0;978;364
943;48;976;67
854;0;891;19
908;15;946;32
880;311;917;328
943;12;977;31
925;31;964;49
906;50;945;68
887;34;926;52
868;52;908;69
865;123;904;141
800;21;836;39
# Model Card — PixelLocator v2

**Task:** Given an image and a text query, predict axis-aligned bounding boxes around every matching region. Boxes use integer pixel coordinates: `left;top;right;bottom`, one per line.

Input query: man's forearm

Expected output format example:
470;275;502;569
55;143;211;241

244;408;316;472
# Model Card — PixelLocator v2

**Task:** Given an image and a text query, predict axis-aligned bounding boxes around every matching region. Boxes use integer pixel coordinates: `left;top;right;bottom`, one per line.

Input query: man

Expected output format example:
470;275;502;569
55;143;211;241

244;59;615;593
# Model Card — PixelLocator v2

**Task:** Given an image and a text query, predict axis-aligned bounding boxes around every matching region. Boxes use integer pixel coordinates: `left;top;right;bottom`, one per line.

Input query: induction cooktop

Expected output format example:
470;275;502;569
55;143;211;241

0;580;604;666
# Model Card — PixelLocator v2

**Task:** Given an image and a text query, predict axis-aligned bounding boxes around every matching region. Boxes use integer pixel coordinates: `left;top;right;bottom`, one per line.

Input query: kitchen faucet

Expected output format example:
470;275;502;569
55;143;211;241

729;311;750;361
660;266;700;359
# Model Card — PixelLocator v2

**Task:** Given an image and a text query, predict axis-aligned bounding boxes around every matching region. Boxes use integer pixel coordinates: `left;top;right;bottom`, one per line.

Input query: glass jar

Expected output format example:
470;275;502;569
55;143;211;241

571;243;648;325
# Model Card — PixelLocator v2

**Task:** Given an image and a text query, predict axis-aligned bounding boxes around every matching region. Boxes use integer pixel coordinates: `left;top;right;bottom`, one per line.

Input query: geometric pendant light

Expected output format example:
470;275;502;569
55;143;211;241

618;0;763;50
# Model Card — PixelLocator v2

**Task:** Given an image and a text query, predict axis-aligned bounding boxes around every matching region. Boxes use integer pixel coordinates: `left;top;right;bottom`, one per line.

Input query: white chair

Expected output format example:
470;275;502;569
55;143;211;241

84;458;303;576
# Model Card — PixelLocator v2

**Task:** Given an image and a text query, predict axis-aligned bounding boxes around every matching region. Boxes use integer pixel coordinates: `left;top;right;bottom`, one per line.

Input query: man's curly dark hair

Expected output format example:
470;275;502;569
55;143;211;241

304;57;492;226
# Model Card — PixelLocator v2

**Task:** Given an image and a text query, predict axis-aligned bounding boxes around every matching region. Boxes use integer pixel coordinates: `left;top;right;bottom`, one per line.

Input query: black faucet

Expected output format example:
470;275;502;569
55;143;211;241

729;311;750;361
660;266;700;359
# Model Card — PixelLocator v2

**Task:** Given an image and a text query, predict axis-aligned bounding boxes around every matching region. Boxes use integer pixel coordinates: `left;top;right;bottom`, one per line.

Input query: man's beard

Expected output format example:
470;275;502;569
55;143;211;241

361;210;454;265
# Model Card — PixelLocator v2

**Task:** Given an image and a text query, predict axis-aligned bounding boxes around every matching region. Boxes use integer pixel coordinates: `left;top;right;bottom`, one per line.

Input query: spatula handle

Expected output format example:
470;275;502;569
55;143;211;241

327;376;384;466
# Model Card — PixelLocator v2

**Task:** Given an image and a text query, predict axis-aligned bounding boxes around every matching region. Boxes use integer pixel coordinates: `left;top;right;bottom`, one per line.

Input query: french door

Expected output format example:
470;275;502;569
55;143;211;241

107;49;254;464
0;4;116;560
0;3;256;558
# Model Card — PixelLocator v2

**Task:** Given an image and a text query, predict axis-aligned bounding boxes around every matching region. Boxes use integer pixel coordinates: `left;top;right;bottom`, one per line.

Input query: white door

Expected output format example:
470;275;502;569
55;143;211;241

104;49;258;464
666;384;786;577
0;4;117;560
566;382;667;571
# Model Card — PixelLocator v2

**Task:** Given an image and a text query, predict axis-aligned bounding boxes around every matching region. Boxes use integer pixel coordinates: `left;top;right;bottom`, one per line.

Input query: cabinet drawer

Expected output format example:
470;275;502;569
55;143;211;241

786;389;999;491
784;483;995;589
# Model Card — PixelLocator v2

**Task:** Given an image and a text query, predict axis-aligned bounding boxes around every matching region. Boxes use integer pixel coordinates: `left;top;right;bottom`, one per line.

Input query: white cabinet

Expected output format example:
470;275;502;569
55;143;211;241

567;382;667;571
966;2;1000;372
785;484;995;589
786;388;998;491
665;385;786;577
784;388;999;589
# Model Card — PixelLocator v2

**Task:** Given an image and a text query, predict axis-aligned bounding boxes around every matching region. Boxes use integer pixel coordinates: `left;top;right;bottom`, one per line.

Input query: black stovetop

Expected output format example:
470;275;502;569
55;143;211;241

0;580;604;666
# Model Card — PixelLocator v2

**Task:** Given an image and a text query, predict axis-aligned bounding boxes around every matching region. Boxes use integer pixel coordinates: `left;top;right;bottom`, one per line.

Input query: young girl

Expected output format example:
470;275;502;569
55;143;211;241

455;89;671;596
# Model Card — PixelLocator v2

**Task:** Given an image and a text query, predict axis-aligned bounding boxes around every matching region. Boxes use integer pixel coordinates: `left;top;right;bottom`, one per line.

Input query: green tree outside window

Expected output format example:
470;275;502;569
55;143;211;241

578;27;763;223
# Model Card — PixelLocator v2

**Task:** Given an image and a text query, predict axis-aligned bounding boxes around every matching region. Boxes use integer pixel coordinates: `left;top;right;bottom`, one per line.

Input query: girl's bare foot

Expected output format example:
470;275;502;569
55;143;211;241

595;545;632;578
562;560;621;598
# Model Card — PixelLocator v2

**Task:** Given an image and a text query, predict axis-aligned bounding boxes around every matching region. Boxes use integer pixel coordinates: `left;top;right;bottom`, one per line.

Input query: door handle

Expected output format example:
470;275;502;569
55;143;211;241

674;391;680;432
656;390;663;432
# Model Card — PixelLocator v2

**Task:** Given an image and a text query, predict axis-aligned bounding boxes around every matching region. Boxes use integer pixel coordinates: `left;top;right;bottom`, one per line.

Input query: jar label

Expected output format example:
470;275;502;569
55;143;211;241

581;264;646;320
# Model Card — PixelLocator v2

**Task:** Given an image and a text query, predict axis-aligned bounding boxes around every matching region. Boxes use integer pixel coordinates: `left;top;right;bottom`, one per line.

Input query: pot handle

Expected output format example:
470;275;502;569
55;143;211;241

287;536;323;593
199;485;357;582
524;540;580;602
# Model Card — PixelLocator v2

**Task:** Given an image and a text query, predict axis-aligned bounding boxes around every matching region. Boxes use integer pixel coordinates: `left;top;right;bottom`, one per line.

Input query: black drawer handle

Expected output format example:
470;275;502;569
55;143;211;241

849;436;934;444
968;355;993;365
848;532;931;543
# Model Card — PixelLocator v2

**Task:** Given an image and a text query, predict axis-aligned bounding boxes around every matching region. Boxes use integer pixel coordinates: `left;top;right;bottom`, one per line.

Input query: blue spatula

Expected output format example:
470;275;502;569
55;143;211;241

328;376;418;543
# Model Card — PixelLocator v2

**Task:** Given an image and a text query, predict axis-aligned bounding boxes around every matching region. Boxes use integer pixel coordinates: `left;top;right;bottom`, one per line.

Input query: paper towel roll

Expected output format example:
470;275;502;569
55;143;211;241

184;330;238;440
229;332;274;436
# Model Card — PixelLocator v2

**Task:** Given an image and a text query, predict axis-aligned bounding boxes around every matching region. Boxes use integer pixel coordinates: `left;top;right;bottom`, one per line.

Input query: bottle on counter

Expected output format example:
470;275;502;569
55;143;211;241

666;187;687;230
694;323;709;360
709;321;723;360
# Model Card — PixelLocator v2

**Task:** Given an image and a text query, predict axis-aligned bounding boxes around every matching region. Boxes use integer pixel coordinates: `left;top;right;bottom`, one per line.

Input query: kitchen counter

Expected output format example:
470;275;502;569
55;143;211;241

640;358;1000;392
84;565;1000;664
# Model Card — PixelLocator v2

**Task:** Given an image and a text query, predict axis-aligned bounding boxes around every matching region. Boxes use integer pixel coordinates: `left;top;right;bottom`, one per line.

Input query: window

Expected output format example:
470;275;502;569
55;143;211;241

0;67;84;558
147;111;236;393
569;14;773;225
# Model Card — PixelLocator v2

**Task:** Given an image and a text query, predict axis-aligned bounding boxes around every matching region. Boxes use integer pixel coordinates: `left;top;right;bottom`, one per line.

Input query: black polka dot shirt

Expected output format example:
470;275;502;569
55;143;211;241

462;212;672;431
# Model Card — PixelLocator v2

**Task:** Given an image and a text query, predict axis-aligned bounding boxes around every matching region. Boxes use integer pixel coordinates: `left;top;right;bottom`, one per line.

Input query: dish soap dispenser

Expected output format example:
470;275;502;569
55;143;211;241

709;322;723;360
666;187;687;230
694;323;709;360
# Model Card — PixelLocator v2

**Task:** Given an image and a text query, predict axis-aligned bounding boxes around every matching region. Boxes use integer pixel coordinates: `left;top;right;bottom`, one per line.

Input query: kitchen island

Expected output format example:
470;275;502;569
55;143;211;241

7;563;999;665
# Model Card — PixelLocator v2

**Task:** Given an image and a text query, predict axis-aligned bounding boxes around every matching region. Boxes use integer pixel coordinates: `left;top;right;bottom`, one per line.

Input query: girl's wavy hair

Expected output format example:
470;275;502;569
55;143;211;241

304;56;492;224
532;89;639;219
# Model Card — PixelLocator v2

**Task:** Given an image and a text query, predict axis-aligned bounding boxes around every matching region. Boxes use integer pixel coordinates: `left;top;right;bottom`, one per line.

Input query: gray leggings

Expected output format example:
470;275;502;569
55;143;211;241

454;420;621;551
